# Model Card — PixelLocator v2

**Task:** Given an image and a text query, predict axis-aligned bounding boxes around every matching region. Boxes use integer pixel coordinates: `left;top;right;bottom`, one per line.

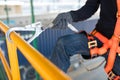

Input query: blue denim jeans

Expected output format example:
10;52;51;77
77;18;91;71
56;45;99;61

49;33;120;75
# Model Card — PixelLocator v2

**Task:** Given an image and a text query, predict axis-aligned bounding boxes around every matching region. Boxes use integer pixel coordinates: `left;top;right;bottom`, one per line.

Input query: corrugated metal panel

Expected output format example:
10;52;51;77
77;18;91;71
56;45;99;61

37;29;73;58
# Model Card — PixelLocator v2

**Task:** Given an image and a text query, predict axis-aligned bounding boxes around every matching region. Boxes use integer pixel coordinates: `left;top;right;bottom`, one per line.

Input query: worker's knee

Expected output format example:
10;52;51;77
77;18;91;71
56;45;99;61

56;33;87;45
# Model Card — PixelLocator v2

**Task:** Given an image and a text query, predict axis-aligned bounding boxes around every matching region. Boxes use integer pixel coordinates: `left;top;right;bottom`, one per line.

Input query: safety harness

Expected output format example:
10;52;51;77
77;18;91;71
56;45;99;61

86;0;120;79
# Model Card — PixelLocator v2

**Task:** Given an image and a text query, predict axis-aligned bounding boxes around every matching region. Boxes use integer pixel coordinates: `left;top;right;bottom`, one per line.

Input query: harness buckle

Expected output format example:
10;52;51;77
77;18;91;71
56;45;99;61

88;40;97;48
108;71;117;80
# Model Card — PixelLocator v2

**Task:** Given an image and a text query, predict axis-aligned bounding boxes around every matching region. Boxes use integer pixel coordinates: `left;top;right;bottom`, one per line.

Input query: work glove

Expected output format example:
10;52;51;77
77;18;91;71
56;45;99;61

52;12;73;29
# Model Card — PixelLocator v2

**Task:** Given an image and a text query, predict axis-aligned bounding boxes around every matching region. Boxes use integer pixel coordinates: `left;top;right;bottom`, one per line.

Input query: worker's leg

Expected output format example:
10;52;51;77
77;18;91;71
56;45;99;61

49;33;91;72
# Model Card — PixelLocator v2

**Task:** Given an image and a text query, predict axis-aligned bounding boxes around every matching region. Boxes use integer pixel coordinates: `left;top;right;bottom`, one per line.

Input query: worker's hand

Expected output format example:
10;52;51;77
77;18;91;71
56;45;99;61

52;12;73;29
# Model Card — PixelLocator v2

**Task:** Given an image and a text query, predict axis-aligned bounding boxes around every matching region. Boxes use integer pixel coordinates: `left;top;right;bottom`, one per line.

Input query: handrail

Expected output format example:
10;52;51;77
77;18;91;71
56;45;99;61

6;39;21;80
0;21;71;80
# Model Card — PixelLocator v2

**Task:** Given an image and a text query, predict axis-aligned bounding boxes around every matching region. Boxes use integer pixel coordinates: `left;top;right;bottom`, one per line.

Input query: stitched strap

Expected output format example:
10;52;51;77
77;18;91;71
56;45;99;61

104;0;120;73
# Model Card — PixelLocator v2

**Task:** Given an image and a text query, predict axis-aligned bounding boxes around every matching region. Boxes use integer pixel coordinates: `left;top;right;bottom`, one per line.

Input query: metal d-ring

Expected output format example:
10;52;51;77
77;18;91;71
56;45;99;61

6;22;54;43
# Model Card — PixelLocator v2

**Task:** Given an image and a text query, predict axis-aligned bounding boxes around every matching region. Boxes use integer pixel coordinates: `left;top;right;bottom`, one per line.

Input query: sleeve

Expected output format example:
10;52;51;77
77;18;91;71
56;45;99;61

70;0;100;22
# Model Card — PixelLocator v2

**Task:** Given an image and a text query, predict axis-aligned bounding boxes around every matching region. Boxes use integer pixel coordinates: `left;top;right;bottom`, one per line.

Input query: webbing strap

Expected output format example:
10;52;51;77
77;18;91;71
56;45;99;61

104;0;120;74
89;0;120;76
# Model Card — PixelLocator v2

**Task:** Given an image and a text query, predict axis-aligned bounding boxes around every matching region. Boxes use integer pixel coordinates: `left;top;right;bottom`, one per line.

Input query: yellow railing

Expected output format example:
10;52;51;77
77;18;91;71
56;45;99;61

0;21;71;80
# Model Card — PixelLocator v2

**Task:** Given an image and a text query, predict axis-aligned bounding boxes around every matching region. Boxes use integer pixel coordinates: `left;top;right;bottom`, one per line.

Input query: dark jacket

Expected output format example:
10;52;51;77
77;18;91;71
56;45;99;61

70;0;117;39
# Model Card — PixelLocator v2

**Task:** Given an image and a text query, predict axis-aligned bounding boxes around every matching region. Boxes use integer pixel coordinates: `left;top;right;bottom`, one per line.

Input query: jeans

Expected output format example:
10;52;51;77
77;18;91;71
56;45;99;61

50;33;120;75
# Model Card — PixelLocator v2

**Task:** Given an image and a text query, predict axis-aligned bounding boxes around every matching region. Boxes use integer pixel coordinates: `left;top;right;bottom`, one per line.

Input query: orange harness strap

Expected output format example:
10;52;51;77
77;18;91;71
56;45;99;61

105;0;120;73
91;30;108;43
90;30;120;55
90;30;119;72
114;76;120;80
89;0;120;77
90;30;110;56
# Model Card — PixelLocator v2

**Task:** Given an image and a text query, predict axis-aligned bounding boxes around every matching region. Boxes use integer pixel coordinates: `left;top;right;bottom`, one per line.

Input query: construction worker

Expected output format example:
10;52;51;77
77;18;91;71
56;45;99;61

50;0;120;79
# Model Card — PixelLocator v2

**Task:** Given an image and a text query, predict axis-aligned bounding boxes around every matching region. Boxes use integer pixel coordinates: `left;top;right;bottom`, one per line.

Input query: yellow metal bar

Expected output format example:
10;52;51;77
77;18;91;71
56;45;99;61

0;21;71;80
6;39;21;80
0;48;12;80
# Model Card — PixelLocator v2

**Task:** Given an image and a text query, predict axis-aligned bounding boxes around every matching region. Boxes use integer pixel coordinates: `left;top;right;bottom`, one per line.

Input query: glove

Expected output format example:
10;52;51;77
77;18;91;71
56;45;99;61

52;12;73;29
